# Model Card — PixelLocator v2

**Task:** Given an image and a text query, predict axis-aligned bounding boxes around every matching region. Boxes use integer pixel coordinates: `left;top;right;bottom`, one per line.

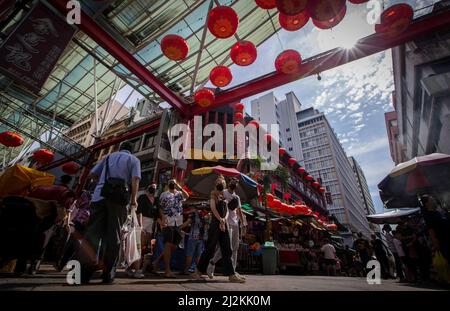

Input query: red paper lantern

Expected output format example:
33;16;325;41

275;50;302;74
273;199;282;209
327;223;337;231
313;212;319;218
279;10;309;31
271;183;277;191
234;121;242;126
276;0;307;16
297;167;305;174
33;149;54;164
264;134;272;142
307;0;346;22
230;41;257;66
375;4;414;37
288;157;297;166
62;162;80;175
319;187;326;193
208;6;239;39
210;66;232;87
0;131;24;147
284;193;291;200
235;103;245;111
266;193;275;202
279;147;286;155
194;88;215;107
312;181;320;188
248;120;259;128
312;4;346;30
255;0;276;9
348;0;369;3
306;175;313;181
235;112;244;120
161;34;189;61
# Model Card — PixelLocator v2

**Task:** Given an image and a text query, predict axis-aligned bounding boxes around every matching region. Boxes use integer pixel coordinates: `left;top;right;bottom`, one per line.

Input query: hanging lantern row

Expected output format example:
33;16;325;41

312;4;347;30
375;4;414;37
0;131;24;147
307;0;346;22
234;112;244;120
33;149;54;164
279;10;309;32
276;0;307;16
231;41;258;66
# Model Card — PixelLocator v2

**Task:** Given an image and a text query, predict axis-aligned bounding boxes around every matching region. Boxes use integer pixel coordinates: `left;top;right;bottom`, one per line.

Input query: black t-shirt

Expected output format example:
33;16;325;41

137;194;159;218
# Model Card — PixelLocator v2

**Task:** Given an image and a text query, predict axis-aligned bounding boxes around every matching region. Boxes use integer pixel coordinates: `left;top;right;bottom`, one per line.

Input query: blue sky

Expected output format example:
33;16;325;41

117;0;438;212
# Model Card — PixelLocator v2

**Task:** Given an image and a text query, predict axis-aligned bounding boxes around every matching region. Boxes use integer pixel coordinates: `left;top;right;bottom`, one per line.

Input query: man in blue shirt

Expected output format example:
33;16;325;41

78;141;141;284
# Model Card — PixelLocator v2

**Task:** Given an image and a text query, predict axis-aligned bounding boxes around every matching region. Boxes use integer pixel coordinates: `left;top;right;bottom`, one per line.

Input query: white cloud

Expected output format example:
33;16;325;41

347;136;389;156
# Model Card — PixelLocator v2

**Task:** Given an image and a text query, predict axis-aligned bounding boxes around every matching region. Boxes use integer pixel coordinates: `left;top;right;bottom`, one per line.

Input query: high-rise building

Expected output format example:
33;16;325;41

64;100;129;147
251;92;303;162
297;108;372;240
388;1;450;162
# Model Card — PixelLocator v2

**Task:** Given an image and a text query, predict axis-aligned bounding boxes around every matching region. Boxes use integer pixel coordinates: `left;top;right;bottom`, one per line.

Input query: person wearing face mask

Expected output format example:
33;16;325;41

207;178;246;280
193;176;245;283
152;179;189;278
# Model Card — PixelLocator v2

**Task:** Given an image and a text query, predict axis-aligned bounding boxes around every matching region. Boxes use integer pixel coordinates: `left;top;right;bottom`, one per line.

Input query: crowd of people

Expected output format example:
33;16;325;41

2;141;449;287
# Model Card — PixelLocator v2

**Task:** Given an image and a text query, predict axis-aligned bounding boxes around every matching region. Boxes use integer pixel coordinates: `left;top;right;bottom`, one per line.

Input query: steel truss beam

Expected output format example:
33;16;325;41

192;7;450;114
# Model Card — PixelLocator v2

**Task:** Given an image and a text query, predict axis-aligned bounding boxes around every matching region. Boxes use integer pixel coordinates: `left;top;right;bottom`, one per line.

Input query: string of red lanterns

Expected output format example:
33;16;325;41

275;50;302;74
210;65;232;87
276;0;307;16
279;10;310;31
255;0;277;10
33;149;54;164
194;88;215;107
160;34;189;61
230;41;257;66
375;3;414;37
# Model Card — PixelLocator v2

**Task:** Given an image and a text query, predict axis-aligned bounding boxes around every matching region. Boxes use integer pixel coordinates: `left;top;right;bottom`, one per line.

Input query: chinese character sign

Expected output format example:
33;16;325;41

0;2;75;93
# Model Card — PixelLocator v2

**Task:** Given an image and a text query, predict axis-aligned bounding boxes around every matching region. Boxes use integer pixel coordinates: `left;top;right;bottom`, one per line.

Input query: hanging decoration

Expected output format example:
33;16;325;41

348;0;369;3
276;0;308;16
271;183;277;191
62;162;80;175
160;34;189;61
210;66;232;87
275;50;302;74
194;88;215;107
279;147;286;155
305;175;313;181
0;131;24;147
297;167;305;174
234;112;244;120
235;103;245;111
33;149;54;164
208;6;239;39
312;181;320;188
312;4;346;30
319;187;326;193
279;10;309;31
230;41;257;66
375;4;414;37
288;157;297;166
266;193;275;202
264;134;272;142
255;0;277;9
307;0;346;22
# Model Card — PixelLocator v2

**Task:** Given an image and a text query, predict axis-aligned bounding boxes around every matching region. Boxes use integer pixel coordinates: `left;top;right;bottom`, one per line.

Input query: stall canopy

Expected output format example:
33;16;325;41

366;208;421;224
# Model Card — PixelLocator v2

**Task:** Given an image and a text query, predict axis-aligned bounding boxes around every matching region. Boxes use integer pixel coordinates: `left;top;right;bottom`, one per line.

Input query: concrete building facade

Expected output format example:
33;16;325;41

388;2;450;162
297;108;371;239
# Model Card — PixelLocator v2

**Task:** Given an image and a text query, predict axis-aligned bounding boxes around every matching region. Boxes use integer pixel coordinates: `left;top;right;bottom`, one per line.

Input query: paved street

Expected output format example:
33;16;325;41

0;265;448;291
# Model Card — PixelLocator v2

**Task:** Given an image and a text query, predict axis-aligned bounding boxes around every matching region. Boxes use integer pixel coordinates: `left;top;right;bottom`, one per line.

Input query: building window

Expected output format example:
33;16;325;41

142;133;156;150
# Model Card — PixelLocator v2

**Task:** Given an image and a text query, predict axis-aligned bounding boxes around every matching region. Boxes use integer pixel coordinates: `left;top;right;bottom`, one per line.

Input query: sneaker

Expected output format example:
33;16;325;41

134;270;145;279
229;274;246;283
235;272;246;280
206;263;215;279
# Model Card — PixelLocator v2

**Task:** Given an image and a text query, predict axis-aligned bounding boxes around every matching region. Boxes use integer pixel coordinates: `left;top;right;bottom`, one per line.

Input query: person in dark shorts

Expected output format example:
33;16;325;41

152;179;189;278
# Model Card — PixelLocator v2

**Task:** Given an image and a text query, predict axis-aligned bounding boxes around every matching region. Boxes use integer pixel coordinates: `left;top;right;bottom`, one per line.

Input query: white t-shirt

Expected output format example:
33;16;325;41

223;189;240;227
321;243;336;259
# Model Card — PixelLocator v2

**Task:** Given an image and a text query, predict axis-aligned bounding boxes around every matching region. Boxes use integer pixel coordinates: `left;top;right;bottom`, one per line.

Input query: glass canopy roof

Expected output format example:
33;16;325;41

0;0;280;163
